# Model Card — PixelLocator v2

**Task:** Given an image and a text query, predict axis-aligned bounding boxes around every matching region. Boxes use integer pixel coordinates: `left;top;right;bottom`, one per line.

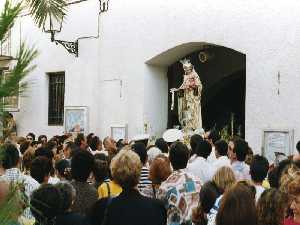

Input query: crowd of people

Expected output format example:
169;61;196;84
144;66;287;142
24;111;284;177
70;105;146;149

1;129;300;225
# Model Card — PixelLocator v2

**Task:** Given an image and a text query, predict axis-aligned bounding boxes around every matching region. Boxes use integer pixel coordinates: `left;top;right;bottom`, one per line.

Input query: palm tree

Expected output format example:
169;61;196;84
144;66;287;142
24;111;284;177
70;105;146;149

0;0;67;224
0;0;67;135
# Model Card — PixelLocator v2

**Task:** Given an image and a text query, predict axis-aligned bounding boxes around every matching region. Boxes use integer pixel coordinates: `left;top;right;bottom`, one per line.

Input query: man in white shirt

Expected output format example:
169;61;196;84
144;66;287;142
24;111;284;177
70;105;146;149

229;138;251;181
250;155;269;202
187;139;214;183
0;144;39;219
213;140;231;171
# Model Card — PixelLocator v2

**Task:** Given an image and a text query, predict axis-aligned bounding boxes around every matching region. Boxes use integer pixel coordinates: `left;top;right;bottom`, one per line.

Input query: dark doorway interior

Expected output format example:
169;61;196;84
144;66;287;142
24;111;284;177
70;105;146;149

167;45;246;137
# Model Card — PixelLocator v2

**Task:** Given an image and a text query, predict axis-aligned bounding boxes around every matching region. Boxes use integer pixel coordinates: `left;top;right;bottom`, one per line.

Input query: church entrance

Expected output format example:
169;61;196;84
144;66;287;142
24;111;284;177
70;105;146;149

167;45;246;137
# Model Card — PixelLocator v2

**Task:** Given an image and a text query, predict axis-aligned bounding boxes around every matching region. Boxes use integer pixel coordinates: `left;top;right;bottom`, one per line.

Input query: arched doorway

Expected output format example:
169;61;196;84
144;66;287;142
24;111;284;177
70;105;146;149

166;45;246;136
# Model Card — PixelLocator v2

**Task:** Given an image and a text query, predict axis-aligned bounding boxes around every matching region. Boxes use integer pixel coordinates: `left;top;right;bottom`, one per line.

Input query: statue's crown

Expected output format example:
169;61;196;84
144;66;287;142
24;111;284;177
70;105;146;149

180;58;193;69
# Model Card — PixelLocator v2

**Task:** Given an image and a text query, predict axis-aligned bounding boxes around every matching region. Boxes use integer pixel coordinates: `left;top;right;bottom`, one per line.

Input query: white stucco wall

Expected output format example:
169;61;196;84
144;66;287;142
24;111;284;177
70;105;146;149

5;0;300;154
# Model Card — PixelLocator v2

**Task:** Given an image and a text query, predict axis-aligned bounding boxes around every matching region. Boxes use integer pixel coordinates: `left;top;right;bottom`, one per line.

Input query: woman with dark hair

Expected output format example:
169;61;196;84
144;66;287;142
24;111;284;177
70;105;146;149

93;159;110;189
38;135;47;144
55;182;87;225
193;181;221;225
55;159;72;181
155;138;169;155
190;134;203;157
148;154;172;198
30;184;63;225
89;136;103;155
216;183;257;225
257;188;288;225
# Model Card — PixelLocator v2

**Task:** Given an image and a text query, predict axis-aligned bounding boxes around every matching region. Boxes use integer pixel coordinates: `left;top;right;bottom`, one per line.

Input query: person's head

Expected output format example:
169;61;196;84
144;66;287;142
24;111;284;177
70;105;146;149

94;153;109;161
132;142;147;165
55;159;71;181
216;183;257;225
63;141;77;159
26;132;35;143
155;138;169;154
212;166;236;194
279;161;300;193
74;133;87;150
30;156;52;184
8;131;17;142
116;139;127;150
30;184;62;225
38;135;47;144
288;176;300;219
149;154;172;185
87;133;95;147
110;148;142;190
257;188;288;225
147;147;162;165
190;134;203;156
103;136;116;150
35;147;54;161
45;141;58;155
19;141;30;156
195;140;212;159
93;159;109;184
200;181;221;213
169;141;190;170
90;136;102;151
207;130;220;145
214;140;228;158
55;182;76;212
232;138;249;162
2;144;20;169
227;137;239;161
71;150;95;182
250;155;269;184
22;150;35;173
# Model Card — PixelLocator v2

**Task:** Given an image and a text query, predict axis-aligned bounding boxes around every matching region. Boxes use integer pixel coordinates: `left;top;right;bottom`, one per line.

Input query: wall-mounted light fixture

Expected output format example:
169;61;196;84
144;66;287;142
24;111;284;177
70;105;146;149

43;0;110;57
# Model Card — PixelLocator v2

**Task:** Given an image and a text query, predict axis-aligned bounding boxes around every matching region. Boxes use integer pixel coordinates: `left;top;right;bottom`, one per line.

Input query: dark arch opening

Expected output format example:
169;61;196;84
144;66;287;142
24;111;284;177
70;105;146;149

167;45;246;137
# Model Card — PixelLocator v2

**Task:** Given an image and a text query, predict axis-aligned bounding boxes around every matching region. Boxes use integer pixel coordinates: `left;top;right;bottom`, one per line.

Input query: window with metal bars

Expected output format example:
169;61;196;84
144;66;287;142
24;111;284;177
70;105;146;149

48;72;65;125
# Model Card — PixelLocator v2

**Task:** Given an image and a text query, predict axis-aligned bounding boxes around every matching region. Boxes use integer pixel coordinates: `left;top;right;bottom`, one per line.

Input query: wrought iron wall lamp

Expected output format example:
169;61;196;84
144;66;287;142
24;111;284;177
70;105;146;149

43;0;110;57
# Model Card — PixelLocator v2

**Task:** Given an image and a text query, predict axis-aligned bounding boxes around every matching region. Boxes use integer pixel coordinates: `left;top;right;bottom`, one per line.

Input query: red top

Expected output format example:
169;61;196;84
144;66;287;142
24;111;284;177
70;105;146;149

284;218;300;225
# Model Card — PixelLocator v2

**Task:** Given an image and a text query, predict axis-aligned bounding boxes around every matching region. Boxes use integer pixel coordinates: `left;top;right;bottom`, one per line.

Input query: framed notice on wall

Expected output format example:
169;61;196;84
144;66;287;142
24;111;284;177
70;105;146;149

262;129;294;163
64;106;89;135
111;124;128;141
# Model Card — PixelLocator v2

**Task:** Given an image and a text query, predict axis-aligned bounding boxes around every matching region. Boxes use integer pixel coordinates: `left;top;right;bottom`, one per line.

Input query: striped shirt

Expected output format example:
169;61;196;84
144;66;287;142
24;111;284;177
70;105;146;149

138;166;152;197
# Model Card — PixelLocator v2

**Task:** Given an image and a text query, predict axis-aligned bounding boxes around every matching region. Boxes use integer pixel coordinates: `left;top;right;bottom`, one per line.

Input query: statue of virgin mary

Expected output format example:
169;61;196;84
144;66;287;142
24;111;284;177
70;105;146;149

170;59;203;130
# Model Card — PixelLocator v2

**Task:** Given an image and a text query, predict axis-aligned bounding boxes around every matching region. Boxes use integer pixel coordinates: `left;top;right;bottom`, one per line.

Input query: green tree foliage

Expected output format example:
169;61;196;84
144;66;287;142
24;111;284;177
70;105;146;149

0;0;67;223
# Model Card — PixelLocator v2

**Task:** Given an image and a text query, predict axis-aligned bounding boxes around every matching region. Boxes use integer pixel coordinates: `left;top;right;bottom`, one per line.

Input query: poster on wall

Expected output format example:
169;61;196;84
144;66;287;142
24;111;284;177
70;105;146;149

262;129;294;164
64;106;89;135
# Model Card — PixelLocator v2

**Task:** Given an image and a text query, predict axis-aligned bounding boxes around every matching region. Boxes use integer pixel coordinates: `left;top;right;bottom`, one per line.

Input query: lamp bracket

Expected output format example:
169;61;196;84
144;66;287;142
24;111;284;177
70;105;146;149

54;39;78;57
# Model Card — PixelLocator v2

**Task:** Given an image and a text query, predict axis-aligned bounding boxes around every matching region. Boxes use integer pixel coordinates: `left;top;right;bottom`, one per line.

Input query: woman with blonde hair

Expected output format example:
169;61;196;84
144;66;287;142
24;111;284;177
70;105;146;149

206;167;236;225
101;149;166;225
212;166;236;194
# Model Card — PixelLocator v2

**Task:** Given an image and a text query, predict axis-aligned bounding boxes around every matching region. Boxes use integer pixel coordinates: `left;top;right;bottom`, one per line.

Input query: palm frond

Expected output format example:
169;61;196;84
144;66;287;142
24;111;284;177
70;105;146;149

25;0;67;28
0;42;38;98
0;0;23;42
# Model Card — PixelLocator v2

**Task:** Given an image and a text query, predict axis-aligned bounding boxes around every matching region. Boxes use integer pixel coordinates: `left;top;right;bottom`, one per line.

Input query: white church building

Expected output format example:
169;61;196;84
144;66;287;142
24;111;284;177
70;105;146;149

2;0;300;158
